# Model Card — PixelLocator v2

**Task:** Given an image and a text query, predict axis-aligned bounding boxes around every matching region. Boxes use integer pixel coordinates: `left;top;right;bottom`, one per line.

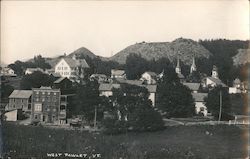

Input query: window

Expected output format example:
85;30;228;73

54;92;57;96
42;98;45;102
34;114;38;119
42;92;45;95
34;103;42;112
21;99;23;103
48;92;50;95
36;91;39;95
13;105;15;108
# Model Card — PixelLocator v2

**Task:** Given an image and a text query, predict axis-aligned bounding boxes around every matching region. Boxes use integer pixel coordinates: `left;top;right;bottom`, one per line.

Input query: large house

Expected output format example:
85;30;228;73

31;87;64;124
54;57;89;82
6;90;32;112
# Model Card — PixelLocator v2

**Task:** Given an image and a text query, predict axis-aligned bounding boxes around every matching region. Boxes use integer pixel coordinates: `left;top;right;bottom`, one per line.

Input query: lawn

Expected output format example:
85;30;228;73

2;122;248;159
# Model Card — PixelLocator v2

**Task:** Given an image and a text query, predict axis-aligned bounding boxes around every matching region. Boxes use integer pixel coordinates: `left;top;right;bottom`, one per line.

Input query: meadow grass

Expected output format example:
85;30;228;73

2;122;248;159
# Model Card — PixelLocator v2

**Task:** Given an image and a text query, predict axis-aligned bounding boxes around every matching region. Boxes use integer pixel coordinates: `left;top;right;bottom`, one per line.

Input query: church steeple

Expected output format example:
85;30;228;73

190;55;197;74
211;65;218;78
175;57;181;74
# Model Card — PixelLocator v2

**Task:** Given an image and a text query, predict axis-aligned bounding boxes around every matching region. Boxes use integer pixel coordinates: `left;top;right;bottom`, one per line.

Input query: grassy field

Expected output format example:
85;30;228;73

2;122;248;159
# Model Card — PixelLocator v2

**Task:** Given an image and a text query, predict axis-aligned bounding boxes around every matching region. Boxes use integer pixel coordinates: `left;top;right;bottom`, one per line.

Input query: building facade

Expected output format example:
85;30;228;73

31;87;63;124
7;90;32;112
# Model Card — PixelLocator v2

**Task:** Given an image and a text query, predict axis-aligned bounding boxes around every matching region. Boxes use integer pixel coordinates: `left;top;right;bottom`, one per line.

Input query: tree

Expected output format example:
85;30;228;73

20;71;55;90
71;80;107;123
103;83;164;133
204;86;231;120
33;55;51;70
125;54;149;79
157;68;195;118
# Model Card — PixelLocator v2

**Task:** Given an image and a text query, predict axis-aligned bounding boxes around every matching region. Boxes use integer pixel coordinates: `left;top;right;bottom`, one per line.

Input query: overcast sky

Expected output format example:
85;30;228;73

1;0;249;64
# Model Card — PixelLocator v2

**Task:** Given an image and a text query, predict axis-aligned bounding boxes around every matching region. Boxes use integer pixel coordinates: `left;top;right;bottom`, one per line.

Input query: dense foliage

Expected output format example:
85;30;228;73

8;55;51;76
157;68;195;118
204;86;232;120
20;71;56;90
103;83;164;133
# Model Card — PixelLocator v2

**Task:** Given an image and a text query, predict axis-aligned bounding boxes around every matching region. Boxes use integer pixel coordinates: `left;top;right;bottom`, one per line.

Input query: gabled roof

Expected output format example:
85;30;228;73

63;58;89;68
115;78;143;85
99;83;120;91
54;77;68;84
25;68;43;72
90;74;108;78
50;72;61;78
192;93;207;102
177;73;185;79
9;90;32;99
111;69;125;76
207;77;227;87
183;82;200;91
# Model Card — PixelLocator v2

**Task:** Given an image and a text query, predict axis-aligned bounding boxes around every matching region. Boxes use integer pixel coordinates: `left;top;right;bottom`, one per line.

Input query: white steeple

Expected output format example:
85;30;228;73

211;65;218;78
190;55;197;74
175;57;181;74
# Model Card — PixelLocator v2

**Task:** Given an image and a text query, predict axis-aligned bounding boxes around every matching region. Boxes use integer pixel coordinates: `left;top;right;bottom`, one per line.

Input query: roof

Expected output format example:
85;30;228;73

183;82;200;91
143;71;157;77
111;69;125;76
177;73;185;79
192;93;208;102
9;90;32;99
90;74;107;78
63;58;89;68
233;78;241;84
115;79;143;85
207;77;227;87
54;77;68;84
99;83;120;91
145;85;157;93
25;68;43;72
50;72;61;77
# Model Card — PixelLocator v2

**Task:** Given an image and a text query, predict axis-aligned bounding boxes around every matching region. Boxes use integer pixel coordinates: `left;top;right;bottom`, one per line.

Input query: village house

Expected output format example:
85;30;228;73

140;71;157;84
31;87;64;124
25;68;44;75
204;65;227;88
100;79;157;107
192;93;208;116
6;90;32;112
90;74;109;83
54;56;89;82
183;82;200;93
229;78;247;94
0;67;16;77
111;69;126;79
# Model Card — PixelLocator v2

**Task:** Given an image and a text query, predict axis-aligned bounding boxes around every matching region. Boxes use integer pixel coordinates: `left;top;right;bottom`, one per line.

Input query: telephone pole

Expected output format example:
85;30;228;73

218;90;222;122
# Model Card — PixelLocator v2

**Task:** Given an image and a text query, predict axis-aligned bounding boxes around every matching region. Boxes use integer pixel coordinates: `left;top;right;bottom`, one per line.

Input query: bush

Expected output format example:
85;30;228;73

102;118;128;135
130;109;165;132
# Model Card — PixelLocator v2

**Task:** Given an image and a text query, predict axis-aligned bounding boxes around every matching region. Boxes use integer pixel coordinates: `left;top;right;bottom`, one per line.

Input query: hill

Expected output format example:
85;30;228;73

110;38;212;64
232;49;250;66
68;47;97;59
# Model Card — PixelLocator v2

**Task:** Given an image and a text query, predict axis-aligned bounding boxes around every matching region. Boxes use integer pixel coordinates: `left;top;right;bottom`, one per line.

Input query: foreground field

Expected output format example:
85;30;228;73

2;122;248;159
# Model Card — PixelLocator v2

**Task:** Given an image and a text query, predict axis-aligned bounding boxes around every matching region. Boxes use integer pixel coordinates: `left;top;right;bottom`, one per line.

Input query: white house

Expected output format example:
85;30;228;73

140;71;157;84
25;68;44;75
54;57;89;82
111;69;126;79
1;67;16;76
99;83;121;97
192;93;208;116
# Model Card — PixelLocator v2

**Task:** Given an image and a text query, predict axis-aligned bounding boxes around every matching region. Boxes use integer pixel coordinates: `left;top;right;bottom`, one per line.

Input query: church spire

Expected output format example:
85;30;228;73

190;54;197;74
175;56;181;74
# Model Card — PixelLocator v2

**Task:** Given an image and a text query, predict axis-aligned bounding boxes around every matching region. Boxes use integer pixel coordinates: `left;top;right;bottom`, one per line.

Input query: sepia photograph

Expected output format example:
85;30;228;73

0;0;249;158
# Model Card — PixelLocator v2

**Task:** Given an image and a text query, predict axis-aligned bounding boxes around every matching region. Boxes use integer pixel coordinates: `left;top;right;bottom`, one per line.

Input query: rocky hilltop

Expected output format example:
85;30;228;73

232;49;250;66
109;38;212;65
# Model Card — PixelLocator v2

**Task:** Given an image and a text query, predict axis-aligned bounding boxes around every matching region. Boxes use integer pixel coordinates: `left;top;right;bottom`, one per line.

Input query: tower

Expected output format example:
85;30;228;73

190;55;197;74
175;57;181;74
211;65;218;78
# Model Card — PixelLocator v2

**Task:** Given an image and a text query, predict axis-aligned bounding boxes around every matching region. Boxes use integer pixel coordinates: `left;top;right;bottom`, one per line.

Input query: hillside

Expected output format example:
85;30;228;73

68;47;97;59
110;38;212;64
232;49;250;66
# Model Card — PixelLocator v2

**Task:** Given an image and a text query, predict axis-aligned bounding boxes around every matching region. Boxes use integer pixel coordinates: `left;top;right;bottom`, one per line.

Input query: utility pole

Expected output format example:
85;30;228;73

218;90;222;122
94;105;97;130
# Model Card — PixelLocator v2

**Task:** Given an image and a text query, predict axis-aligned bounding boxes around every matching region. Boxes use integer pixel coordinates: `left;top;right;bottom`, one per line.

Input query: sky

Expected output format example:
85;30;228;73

1;0;249;64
